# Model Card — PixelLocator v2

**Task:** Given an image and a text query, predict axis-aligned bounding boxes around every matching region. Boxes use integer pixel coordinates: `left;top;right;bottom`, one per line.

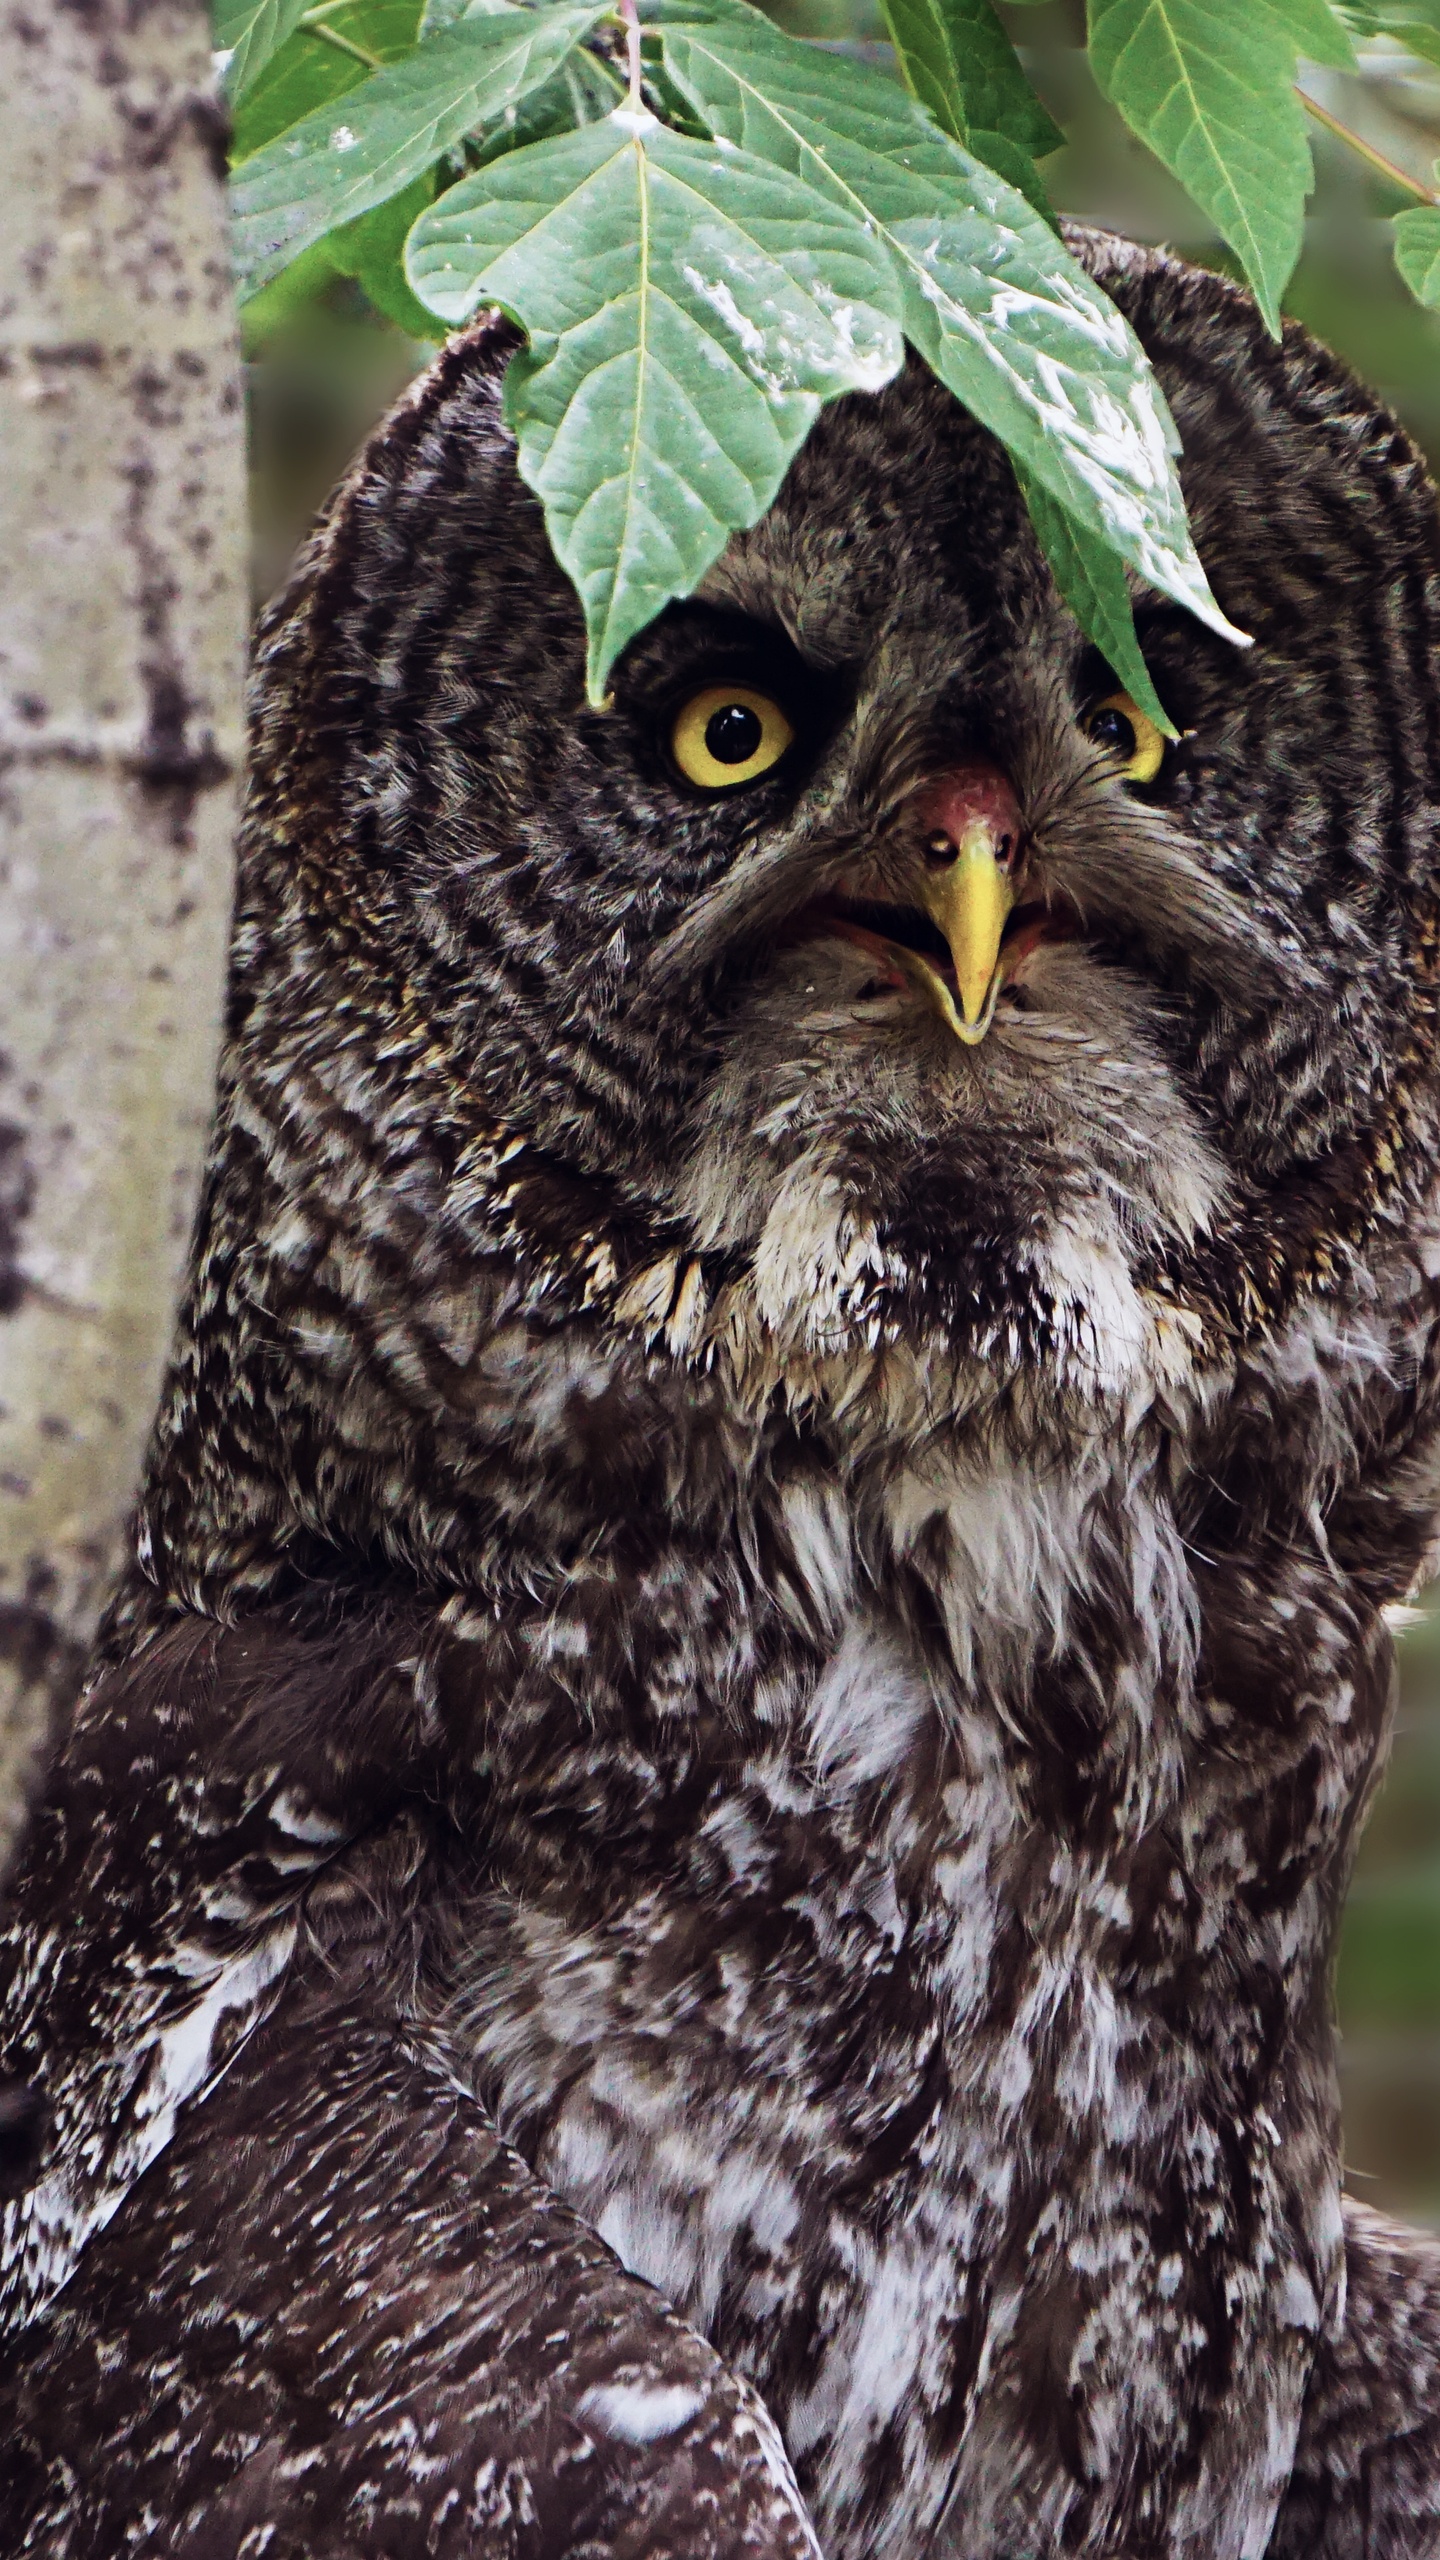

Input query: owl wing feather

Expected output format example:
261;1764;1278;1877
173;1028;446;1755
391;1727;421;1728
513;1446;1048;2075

0;1619;378;2336
0;1618;818;2559
1271;2200;1440;2560
1;1951;820;2559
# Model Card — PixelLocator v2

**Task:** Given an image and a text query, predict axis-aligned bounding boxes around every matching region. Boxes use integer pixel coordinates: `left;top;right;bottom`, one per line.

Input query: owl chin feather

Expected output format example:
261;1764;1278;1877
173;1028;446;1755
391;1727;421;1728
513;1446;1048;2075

5;235;1440;2560
667;924;1229;1420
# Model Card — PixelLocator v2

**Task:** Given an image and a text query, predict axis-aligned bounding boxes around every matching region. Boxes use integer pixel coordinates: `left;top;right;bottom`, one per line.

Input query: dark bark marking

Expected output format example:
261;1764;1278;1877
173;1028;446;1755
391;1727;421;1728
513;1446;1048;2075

0;1122;35;1320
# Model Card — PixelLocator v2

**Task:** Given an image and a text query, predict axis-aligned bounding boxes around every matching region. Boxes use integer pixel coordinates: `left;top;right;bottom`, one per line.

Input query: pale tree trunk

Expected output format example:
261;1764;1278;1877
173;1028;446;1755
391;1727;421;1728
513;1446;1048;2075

0;0;246;1879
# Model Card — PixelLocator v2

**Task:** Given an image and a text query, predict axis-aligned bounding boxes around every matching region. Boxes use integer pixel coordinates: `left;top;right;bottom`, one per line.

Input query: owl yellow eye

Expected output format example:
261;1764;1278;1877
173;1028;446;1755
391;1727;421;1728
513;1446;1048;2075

670;684;795;791
1084;691;1167;786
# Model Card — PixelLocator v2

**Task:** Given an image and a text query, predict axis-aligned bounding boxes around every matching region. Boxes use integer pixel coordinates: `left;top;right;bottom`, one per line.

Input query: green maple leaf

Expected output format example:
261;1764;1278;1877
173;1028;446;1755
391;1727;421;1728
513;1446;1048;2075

407;109;906;695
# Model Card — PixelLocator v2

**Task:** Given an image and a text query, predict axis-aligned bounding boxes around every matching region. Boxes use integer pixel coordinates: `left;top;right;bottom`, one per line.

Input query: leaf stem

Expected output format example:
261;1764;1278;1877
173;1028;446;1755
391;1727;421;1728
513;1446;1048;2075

299;12;382;70
617;0;643;109
1296;86;1440;204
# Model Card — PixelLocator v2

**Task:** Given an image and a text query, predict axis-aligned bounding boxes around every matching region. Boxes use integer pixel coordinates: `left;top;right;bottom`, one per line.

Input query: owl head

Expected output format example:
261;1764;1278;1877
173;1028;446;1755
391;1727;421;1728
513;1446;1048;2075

148;230;1440;1623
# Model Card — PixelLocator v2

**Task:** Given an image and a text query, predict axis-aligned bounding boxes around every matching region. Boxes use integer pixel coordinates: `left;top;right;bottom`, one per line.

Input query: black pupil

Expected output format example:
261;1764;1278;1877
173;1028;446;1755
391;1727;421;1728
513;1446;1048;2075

1090;705;1138;760
705;702;764;765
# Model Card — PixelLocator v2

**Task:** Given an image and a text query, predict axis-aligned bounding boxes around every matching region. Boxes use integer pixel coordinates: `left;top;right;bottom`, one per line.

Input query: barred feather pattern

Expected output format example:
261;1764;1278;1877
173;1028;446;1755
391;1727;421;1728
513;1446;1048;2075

5;232;1440;2558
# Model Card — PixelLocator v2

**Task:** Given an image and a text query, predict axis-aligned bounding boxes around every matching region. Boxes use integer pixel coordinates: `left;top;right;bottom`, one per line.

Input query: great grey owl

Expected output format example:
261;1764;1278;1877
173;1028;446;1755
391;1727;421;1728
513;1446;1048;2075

1;223;1440;2560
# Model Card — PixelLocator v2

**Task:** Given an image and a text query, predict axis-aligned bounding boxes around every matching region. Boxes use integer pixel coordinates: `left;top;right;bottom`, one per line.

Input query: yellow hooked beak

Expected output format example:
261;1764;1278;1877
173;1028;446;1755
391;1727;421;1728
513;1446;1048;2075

875;819;1016;1048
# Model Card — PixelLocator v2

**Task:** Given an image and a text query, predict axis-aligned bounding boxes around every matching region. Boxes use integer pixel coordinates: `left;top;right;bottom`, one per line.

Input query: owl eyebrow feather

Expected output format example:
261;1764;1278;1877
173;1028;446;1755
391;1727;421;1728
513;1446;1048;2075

612;602;823;713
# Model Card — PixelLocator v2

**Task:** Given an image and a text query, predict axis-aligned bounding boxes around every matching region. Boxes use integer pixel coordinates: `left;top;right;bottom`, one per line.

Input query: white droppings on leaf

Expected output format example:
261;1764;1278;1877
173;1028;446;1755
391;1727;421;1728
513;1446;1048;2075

681;267;797;400
683;270;766;359
807;283;895;390
329;125;359;152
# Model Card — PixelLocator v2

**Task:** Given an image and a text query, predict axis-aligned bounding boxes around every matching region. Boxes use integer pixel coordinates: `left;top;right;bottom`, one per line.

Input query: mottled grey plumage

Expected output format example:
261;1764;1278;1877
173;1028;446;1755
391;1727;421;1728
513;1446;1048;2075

3;227;1440;2557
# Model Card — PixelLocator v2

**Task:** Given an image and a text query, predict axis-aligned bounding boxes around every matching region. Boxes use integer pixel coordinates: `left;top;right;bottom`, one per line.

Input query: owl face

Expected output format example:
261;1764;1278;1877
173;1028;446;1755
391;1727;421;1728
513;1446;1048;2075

296;241;1440;1413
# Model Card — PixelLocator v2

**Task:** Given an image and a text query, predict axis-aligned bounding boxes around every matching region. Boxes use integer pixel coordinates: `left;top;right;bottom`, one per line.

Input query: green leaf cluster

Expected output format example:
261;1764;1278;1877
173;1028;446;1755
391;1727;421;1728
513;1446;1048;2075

218;0;1437;703
1087;0;1440;332
1088;0;1353;336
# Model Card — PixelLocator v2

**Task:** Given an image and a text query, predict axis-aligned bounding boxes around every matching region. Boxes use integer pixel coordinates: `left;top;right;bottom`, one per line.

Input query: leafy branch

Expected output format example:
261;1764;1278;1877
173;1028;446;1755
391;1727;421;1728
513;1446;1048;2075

300;19;383;70
1297;84;1439;201
212;0;1440;707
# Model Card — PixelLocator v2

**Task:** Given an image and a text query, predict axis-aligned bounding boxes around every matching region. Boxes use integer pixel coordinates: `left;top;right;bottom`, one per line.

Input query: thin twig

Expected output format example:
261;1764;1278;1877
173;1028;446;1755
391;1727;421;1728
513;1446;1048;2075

1296;86;1440;204
299;13;383;70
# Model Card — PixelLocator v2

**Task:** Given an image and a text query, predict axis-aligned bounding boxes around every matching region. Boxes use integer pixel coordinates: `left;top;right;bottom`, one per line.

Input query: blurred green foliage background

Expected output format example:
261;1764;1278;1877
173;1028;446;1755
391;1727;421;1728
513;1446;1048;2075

242;0;1440;2219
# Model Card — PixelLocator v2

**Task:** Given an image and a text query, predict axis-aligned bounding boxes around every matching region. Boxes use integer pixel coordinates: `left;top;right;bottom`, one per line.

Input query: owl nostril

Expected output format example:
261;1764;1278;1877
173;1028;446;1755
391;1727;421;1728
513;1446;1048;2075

922;822;1018;873
913;761;1024;873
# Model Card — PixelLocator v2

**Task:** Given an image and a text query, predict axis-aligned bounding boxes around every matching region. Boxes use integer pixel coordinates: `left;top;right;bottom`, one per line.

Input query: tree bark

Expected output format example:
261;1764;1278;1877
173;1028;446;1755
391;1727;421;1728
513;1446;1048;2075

0;0;246;1879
